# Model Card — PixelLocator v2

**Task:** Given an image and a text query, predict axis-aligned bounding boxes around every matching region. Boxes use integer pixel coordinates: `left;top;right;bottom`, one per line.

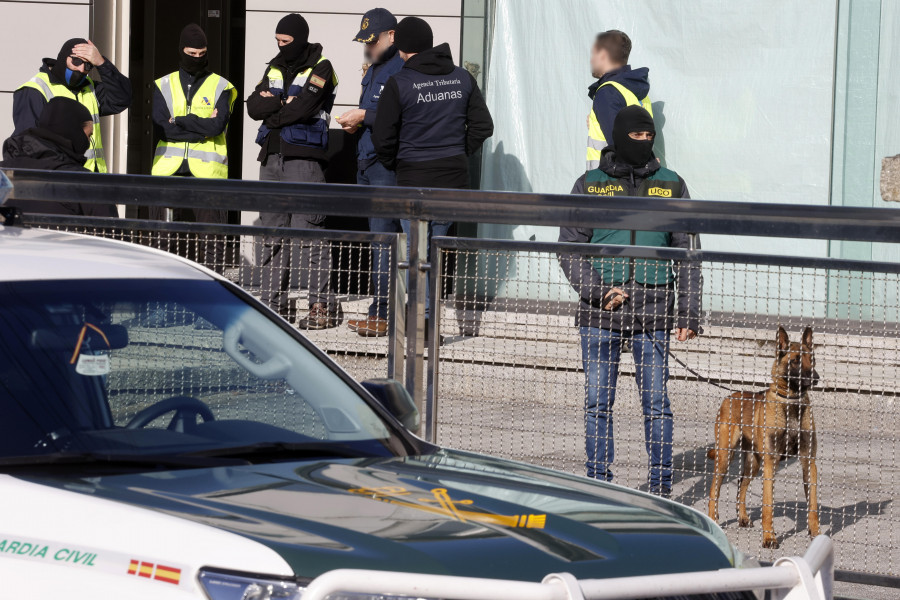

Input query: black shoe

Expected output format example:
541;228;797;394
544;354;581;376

649;487;672;499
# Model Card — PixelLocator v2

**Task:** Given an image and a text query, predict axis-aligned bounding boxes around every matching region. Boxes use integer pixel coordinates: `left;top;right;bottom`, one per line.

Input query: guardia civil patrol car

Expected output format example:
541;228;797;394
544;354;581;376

0;201;765;599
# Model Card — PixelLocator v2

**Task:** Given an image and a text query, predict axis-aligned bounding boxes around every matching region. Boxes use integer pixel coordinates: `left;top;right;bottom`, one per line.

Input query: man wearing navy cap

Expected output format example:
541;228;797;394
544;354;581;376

337;8;405;338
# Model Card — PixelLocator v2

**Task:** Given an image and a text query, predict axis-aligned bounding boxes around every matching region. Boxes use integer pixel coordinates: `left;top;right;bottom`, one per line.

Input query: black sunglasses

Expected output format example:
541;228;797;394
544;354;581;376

70;56;93;70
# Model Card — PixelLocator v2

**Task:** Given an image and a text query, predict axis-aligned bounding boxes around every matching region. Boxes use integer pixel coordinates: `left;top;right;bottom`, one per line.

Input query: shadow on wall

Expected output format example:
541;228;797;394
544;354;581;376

651;100;668;168
454;142;534;336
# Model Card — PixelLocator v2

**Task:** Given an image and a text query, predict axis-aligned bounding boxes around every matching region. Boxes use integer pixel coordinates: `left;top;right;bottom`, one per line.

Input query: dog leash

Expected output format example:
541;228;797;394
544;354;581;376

609;289;740;394
662;346;739;393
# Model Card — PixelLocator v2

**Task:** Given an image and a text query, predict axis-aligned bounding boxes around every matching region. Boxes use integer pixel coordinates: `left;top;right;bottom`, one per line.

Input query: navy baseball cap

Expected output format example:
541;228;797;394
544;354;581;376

353;8;397;43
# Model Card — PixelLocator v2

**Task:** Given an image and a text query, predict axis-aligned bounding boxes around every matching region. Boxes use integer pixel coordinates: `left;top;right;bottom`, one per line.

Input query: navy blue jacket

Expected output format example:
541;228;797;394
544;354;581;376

246;43;336;164
373;43;493;172
588;65;650;146
357;46;404;169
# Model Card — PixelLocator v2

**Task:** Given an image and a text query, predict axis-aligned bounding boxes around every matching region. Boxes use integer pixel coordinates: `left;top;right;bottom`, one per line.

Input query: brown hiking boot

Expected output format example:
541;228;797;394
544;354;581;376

354;316;389;337
297;303;343;330
347;316;369;332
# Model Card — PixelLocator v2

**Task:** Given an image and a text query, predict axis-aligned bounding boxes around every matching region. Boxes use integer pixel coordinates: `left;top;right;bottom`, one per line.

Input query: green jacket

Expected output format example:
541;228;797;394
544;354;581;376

586;167;683;285
558;151;702;332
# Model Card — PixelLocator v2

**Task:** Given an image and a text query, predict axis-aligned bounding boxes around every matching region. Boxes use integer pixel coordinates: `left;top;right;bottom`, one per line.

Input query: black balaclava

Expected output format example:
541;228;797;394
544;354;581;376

50;38;89;89
611;105;656;167
276;14;310;63
37;96;93;157
394;17;433;54
179;24;209;76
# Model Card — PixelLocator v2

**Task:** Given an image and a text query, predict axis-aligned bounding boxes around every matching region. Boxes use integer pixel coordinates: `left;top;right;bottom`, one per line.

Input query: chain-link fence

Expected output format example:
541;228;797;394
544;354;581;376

23;215;406;384
8;167;900;593
428;237;900;580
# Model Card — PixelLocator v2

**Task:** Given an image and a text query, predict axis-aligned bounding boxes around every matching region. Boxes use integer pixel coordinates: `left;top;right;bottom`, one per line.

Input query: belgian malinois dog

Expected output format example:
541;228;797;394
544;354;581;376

707;326;820;548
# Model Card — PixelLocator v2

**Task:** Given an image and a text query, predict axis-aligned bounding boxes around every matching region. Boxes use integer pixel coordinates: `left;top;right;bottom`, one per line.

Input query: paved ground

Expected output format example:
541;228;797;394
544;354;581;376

314;300;900;598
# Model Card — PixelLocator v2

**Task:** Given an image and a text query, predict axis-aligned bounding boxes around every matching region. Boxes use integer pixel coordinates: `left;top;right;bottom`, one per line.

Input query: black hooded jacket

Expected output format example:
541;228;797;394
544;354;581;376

372;43;493;188
1;129;116;216
558;150;702;333
2;128;88;172
246;43;336;163
12;57;133;136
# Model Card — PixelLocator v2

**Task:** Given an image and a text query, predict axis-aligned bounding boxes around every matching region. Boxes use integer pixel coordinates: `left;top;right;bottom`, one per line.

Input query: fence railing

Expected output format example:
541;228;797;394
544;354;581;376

302;535;835;600
4;168;900;593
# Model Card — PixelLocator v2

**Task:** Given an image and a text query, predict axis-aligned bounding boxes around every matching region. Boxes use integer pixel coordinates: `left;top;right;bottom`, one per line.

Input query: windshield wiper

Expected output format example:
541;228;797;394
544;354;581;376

0;451;249;470
182;441;377;462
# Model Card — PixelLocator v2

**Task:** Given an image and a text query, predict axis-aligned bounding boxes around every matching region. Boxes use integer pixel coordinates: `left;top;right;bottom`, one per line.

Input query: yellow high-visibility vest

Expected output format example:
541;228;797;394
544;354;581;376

586;81;653;170
152;72;236;179
18;72;107;173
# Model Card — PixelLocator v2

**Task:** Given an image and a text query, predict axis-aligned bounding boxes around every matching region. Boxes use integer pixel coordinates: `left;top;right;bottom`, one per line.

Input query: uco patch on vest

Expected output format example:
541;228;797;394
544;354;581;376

309;75;326;88
76;354;110;376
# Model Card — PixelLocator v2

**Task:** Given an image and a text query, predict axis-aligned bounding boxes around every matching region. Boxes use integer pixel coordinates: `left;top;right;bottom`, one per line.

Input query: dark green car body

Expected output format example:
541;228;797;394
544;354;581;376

25;449;734;581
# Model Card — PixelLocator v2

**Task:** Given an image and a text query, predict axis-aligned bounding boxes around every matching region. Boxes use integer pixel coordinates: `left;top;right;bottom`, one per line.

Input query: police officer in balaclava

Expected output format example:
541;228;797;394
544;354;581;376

13;37;132;172
246;13;343;330
2;97;117;216
148;23;238;273
558;104;701;496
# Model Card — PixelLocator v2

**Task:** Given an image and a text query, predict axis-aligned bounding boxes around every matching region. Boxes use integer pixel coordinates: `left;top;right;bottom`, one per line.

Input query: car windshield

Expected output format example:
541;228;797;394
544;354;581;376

0;278;404;466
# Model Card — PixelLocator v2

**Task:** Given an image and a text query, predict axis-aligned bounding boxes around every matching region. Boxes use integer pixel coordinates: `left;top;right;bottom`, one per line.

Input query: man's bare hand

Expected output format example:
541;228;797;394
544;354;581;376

72;40;105;66
603;287;629;311
336;109;366;131
285;96;296;104
259;91;274;98
676;328;697;342
211;108;218;118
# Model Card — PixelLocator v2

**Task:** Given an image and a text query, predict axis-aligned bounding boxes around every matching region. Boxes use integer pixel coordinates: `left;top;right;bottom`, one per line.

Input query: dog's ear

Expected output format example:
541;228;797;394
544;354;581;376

776;326;790;356
802;326;814;350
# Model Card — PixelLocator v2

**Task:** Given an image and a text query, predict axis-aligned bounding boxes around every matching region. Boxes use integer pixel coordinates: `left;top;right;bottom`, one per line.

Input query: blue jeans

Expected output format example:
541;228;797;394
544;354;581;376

580;327;674;492
359;162;400;319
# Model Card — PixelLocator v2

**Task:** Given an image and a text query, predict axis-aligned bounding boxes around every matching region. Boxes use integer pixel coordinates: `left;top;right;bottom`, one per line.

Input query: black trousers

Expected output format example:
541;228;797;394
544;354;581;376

257;155;333;312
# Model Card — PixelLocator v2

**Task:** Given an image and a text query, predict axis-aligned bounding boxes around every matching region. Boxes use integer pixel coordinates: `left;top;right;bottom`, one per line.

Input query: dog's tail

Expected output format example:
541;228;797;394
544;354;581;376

706;448;716;461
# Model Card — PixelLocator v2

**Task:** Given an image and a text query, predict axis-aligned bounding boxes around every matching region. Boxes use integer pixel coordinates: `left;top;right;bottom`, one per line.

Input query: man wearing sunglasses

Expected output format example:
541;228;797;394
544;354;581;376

13;38;132;173
336;8;404;338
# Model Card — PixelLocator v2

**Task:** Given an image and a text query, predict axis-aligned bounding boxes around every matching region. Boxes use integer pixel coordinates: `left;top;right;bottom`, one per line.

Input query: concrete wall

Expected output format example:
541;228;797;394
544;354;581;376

241;1;464;182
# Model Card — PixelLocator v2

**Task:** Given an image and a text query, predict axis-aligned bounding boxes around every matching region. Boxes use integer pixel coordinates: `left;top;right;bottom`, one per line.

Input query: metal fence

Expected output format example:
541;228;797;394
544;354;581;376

427;237;900;582
5;168;900;593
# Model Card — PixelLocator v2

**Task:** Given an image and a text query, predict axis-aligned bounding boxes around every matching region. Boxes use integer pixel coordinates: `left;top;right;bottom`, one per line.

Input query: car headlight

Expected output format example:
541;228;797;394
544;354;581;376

199;570;304;600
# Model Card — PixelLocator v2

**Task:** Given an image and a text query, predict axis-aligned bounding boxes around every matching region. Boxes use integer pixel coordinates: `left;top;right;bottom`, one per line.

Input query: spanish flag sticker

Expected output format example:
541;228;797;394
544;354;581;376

154;564;182;585
127;558;182;585
309;74;326;88
139;562;154;578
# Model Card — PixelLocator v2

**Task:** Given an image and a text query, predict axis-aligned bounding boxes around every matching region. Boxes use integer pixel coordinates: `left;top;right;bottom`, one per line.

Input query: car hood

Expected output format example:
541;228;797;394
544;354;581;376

27;450;733;580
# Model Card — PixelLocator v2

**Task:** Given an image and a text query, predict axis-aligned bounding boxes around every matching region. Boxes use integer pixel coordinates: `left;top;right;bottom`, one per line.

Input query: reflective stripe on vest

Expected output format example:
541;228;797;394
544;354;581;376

152;72;236;179
586;81;653;171
256;56;338;149
18;72;107;173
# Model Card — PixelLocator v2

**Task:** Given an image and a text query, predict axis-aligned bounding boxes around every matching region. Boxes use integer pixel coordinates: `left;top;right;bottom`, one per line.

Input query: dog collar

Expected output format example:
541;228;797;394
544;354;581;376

772;387;801;400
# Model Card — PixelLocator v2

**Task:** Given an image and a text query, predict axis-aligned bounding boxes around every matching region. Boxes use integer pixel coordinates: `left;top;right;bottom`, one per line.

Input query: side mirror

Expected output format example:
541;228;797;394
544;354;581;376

361;378;420;432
